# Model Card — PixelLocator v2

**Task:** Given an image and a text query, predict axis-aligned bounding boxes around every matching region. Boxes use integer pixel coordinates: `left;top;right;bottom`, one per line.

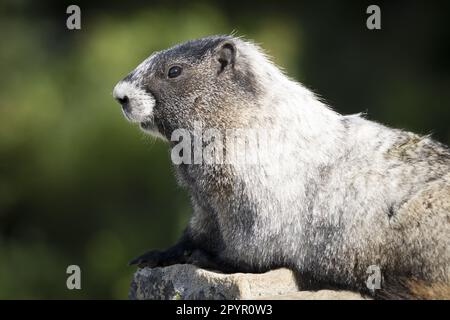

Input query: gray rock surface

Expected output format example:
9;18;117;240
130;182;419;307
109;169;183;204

129;264;367;300
260;290;367;300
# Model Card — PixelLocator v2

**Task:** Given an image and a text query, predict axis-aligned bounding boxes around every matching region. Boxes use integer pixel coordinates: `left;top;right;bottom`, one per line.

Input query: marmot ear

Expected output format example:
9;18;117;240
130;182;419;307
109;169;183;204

215;41;236;74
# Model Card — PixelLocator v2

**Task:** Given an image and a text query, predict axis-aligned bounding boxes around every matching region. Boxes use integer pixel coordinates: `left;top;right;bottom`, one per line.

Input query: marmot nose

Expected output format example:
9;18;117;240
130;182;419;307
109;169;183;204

116;95;129;106
115;95;130;111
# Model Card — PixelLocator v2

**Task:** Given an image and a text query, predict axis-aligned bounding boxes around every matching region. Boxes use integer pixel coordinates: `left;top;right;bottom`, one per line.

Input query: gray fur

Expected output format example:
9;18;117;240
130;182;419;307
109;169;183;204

113;35;450;299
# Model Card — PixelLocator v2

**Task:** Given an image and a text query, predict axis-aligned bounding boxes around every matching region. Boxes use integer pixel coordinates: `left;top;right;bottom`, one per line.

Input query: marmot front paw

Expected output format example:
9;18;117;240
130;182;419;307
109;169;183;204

129;250;166;268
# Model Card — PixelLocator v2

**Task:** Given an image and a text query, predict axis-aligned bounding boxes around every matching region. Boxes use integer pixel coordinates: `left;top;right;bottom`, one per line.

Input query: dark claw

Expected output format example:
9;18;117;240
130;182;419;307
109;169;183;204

128;250;162;268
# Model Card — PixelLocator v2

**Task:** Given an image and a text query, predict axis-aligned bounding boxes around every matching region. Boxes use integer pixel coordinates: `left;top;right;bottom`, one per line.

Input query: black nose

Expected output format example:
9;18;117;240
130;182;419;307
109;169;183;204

116;95;130;111
116;95;129;105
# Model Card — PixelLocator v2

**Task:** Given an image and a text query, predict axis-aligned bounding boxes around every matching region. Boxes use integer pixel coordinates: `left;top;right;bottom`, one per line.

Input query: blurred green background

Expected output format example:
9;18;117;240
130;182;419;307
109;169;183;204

0;0;449;299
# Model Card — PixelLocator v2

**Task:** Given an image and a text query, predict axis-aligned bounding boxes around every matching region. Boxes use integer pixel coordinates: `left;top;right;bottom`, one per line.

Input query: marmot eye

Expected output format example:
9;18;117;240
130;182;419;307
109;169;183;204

168;66;182;78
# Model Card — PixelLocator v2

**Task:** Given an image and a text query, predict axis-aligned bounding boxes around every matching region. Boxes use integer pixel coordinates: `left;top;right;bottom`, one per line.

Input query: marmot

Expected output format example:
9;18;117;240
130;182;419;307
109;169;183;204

113;35;450;299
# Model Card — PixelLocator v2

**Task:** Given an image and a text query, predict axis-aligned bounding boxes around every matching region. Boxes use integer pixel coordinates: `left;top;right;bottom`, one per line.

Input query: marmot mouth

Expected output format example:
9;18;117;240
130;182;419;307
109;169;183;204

140;120;157;131
140;120;169;141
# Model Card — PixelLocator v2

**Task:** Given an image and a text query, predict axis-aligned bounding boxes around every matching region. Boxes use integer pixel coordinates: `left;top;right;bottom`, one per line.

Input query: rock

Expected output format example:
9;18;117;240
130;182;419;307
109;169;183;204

129;264;368;300
260;290;367;300
129;264;299;300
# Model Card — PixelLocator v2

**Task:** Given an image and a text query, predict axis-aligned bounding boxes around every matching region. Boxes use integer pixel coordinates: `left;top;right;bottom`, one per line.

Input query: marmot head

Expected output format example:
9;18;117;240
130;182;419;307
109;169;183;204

113;35;264;140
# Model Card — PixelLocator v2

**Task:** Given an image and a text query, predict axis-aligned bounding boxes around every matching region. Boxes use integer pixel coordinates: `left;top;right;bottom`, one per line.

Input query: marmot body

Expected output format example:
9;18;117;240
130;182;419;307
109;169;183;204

113;35;450;299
